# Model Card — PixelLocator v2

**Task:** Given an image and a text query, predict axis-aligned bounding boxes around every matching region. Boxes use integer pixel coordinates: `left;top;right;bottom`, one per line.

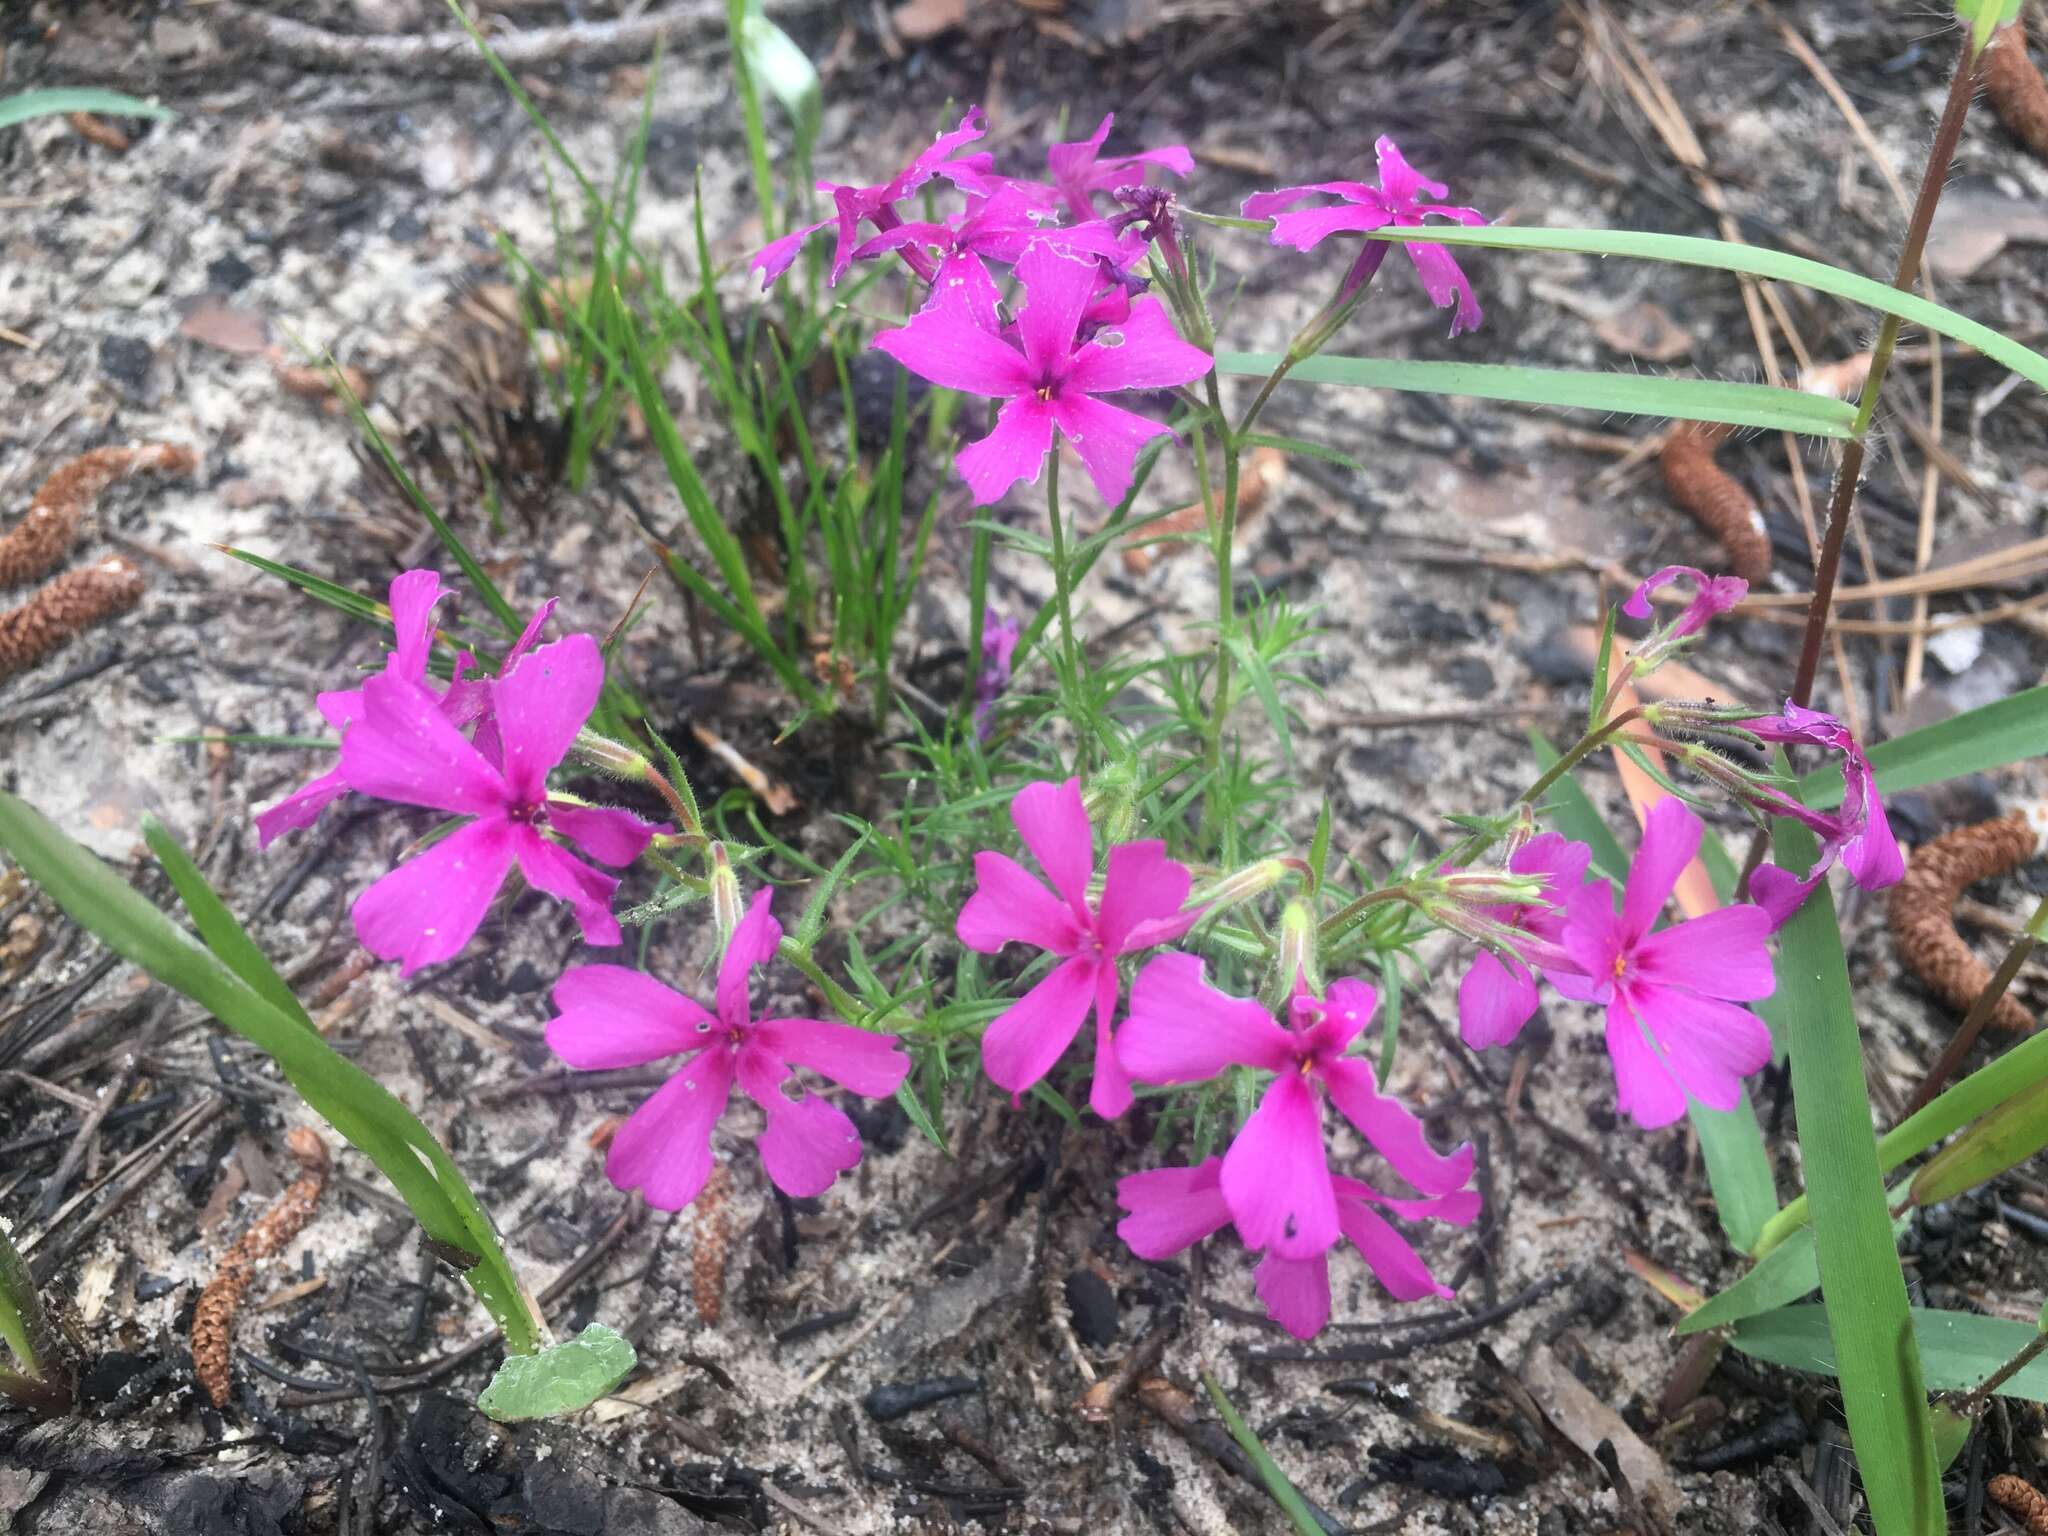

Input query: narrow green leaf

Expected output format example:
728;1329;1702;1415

1589;607;1617;733
477;1322;635;1421
1214;353;1857;436
1688;1095;1777;1252
143;818;315;1035
1909;1076;2048;1208
1354;226;2048;398
1768;813;1939;1534
1733;1306;2048;1402
1200;1370;1325;1536
0;88;175;130
793;827;872;951
1680;1194;1911;1336
1235;432;1365;474
1958;0;2024;54
0;794;544;1356
895;1075;947;1151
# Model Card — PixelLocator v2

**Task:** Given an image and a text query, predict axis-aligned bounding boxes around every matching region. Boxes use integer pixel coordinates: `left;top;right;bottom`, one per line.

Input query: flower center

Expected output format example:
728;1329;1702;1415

508;799;548;827
1611;952;1629;979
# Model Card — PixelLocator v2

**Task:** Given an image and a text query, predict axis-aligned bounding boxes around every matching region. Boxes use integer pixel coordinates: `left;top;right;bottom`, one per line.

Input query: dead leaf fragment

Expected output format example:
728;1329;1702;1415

690;722;799;816
891;0;965;41
1522;1343;1682;1522
1593;300;1692;362
178;296;272;357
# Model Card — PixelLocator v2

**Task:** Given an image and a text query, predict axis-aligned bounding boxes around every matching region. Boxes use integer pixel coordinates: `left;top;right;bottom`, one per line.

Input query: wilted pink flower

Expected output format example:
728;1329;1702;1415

1559;800;1774;1128
1739;700;1904;926
973;610;1020;740
1455;833;1597;1050
1242;136;1488;335
874;240;1211;505
1117;957;1474;1259
1623;565;1748;644
338;634;664;974
547;891;909;1210
1116;1158;1478;1338
750;108;994;290
1046;113;1193;221
957;777;1197;1118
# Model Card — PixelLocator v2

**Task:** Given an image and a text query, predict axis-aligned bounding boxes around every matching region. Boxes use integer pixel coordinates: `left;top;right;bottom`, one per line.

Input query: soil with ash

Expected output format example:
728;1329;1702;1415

4;2;2048;1532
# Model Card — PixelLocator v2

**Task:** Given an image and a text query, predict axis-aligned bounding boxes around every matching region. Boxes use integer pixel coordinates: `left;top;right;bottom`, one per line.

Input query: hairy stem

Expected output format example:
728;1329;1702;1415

1042;452;1092;763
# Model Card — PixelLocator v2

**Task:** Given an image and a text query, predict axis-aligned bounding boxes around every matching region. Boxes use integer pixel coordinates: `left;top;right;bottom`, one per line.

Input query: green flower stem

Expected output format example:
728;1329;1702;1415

1041;452;1093;764
1201;370;1240;788
1316;884;1414;944
1436;706;1646;872
777;939;883;1031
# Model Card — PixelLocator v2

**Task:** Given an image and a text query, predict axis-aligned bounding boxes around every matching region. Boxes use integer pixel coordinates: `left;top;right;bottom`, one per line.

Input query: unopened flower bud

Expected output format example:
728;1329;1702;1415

1192;857;1297;919
1424;870;1547;911
1275;900;1322;996
1083;761;1142;847
574;729;647;780
708;843;744;946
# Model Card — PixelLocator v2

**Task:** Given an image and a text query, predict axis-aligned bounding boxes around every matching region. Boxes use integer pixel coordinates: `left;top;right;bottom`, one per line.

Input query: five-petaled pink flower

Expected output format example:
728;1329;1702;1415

338;633;664;974
1739;700;1904;927
751;108;994;290
874;240;1212;506
1116;956;1474;1259
957;777;1198;1118
1117;1158;1478;1338
1456;833;1597;1050
1045;112;1193;221
1559;799;1775;1128
546;891;910;1210
1243;136;1488;336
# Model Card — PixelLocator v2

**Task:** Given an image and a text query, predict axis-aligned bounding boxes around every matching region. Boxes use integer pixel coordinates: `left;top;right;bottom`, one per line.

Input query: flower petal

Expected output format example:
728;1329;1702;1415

750;219;830;290
1115;1159;1232;1260
1322;1057;1474;1196
1301;976;1377;1057
492;634;603;806
1457;949;1539;1050
1088;956;1133;1120
547;802;665;867
1066;296;1213;397
1051;393;1174;507
352;816;516;975
1635;905;1774;1000
1604;1001;1689;1129
1254;1253;1332;1339
1221;1072;1338;1260
604;1045;736;1209
1240;181;1381;220
343;671;507;816
872;288;1030;398
546;965;715;1067
980;954;1098;1099
1269;203;1392;252
1631;985;1772;1114
1010;777;1095;919
754;1015;909;1097
1334;1199;1453;1302
1373;136;1448;204
1622;799;1701;945
1096;839;1193;955
385;568;447;683
255;768;351;848
513;832;623;947
956;850;1086;956
737;1045;864;1198
1401;240;1482;336
957;396;1057;505
1560;881;1623;996
1013;241;1102;379
1118;952;1295;1080
718;888;782;1030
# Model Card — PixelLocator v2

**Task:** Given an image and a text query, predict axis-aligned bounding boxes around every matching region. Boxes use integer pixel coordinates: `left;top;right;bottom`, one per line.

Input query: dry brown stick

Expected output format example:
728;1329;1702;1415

209;1;817;75
1;442;195;588
191;1128;330;1408
1659;423;1771;584
1888;811;2046;1037
0;557;147;680
1987;20;2048;160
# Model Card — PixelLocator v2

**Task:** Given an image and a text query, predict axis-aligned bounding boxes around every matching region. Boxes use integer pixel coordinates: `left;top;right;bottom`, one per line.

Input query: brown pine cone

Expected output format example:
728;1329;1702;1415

1887;811;2043;1033
0;557;146;679
1659;422;1770;585
0;443;194;588
1987;20;2048;161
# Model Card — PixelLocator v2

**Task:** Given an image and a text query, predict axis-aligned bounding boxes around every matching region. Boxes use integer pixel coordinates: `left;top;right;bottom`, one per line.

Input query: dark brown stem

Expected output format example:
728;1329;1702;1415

1788;37;1984;710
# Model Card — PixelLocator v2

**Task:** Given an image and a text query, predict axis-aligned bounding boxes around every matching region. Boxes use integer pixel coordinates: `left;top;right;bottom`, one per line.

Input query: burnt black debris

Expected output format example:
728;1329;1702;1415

863;1375;982;1423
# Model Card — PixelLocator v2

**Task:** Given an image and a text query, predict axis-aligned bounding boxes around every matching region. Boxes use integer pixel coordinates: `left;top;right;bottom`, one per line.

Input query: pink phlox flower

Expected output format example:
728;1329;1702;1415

1241;136;1488;336
256;568;452;849
1623;564;1748;642
873;239;1212;506
438;597;560;769
1559;799;1775;1128
1116;1157;1479;1338
1046;113;1193;221
1455;832;1599;1050
1738;699;1904;926
750;108;994;290
973;610;1020;740
956;777;1199;1118
337;633;666;974
1117;955;1474;1260
546;891;910;1210
851;185;1121;285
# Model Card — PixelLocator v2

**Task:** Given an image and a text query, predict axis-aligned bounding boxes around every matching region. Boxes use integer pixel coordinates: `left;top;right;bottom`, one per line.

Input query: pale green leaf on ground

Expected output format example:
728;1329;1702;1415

0;88;175;131
479;1324;638;1421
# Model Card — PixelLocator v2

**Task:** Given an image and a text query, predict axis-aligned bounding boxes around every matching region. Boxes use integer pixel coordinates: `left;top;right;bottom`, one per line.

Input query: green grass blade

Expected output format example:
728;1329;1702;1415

1215;352;1856;435
1799;683;2048;808
0;794;545;1357
143;817;315;1035
1681;1194;1911;1335
0;88;174;130
1908;1076;2048;1208
1200;1369;1325;1536
1352;226;2048;396
1733;1306;2048;1402
1768;813;1938;1534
